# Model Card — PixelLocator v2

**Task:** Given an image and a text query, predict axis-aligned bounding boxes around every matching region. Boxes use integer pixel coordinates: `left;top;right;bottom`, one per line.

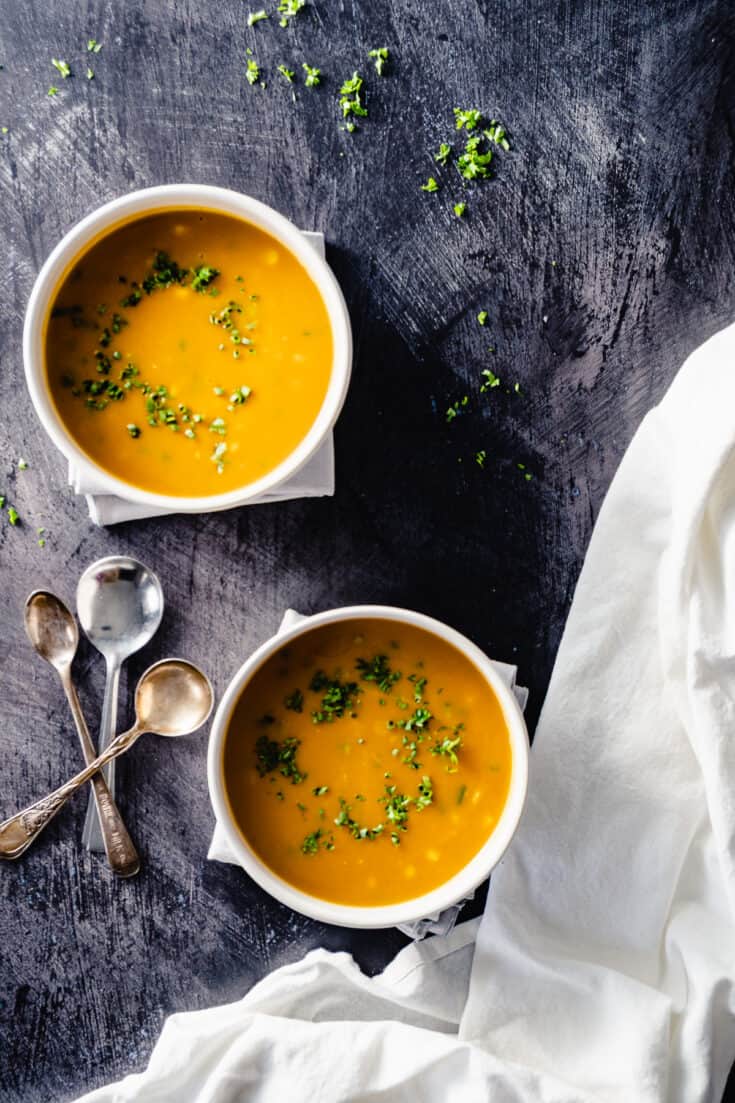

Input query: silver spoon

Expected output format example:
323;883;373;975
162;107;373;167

24;591;140;877
76;556;164;854
0;659;213;861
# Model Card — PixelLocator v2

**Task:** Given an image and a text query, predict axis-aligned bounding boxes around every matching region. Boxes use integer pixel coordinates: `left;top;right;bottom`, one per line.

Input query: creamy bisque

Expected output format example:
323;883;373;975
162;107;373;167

223;619;513;907
44;209;333;497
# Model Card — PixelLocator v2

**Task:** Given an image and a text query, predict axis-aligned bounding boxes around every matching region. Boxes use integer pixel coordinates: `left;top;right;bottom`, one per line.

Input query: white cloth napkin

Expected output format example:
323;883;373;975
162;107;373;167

75;323;735;1102
207;608;528;940
68;232;335;526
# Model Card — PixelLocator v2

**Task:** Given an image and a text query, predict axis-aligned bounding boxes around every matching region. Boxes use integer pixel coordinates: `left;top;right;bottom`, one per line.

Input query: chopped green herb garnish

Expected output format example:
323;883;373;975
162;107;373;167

434;142;451;165
301;827;333;855
51;58;71;79
480;368;501;392
86;67;94;80
247;9;269;26
312;785;329;796
484;120;510;151
338;71;367;129
477;310;488;326
284;688;304;713
414;775;434;811
278;0;305;26
457;134;493;180
7;506;19;526
255;734;306;784
420;176;439;193
17;458;28;471
127;423;141;439
302;63;321;87
446;395;469;422
87;39;103;53
277;64;295;83
453;201;467;218
355;654;401;694
245;57;261;85
432;731;462;772
310;670;360;723
367;47;389;76
397;706;432;734
475;449;487;468
517;463;533;481
453;107;482;131
191;265;220;292
334;799;384;841
48;86;58;97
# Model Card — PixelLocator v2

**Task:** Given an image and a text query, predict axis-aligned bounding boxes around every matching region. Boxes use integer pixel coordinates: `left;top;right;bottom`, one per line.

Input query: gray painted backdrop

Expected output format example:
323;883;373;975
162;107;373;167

1;1;734;1099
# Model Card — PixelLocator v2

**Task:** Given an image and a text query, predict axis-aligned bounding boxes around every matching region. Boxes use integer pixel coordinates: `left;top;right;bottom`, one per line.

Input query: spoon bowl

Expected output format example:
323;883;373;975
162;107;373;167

77;556;164;661
135;659;214;737
24;590;79;670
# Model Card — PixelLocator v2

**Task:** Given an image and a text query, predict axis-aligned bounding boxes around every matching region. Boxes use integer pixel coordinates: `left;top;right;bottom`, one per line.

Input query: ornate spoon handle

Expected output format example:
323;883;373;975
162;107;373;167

61;672;140;877
0;726;142;860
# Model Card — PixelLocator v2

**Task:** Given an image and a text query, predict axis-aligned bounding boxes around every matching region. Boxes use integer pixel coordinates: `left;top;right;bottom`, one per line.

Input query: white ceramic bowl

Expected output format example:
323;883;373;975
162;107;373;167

208;605;529;929
23;184;352;512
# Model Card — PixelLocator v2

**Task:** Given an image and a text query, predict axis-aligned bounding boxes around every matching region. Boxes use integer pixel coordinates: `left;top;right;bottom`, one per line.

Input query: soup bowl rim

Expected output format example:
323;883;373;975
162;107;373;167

207;604;529;930
23;183;352;511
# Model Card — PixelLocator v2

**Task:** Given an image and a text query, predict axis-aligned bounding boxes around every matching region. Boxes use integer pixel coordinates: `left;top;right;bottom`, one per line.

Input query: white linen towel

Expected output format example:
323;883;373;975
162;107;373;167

75;323;735;1103
68;232;335;526
207;608;529;940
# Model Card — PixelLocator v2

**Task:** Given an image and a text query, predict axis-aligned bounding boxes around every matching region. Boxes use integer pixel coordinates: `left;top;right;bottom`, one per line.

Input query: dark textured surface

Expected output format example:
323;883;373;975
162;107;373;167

1;1;734;1100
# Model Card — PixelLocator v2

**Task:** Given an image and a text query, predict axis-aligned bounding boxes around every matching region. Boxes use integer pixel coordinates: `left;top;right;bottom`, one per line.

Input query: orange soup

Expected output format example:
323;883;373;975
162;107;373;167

44;209;333;496
223;619;513;907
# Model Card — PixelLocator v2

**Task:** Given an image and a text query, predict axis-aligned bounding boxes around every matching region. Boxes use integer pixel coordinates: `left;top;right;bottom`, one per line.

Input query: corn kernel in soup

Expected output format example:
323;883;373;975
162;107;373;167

223;619;513;907
44;209;333;497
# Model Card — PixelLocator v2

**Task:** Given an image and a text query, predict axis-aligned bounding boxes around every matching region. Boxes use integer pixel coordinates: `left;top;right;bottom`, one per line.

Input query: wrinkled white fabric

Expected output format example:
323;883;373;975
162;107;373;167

69;232;335;526
76;325;735;1102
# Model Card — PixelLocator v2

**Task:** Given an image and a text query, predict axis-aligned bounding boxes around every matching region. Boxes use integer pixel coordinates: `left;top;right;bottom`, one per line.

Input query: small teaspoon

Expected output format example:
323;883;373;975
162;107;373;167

0;659;213;861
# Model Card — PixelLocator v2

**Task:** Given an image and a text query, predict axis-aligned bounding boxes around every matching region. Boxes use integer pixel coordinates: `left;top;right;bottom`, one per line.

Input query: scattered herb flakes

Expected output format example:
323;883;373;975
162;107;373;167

480;368;501;392
367;47;389;76
453;107;482;131
284;688;304;712
51;58;71;79
445;395;469;423
277;64;295;83
48;86;59;97
87;39;103;53
312;785;329;797
17;458;28;471
310;669;360;723
255;733;306;784
484;119;510;151
127;423;141;438
420;176;439;193
477;310;488;326
1;126;8;135
301;827;333;855
457;134;493;181
245;57;261;84
302;63;321;87
432;730;462;771
247;9;269;26
513;381;522;394
356;654;401;694
7;506;19;526
191;264;220;292
86;67;95;80
475;449;487;468
453;201;467;218
434;142;451;165
517;463;533;482
338;71;367;130
278;0;306;26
